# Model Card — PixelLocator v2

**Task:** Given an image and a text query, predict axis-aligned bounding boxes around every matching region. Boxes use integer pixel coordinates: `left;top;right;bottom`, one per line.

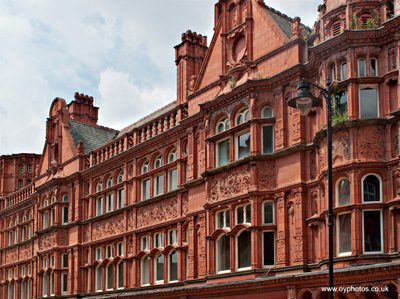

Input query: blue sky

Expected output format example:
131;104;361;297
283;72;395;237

0;0;321;155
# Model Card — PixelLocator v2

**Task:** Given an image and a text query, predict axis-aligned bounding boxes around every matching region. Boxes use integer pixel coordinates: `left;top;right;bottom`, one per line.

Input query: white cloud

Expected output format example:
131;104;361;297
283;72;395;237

97;68;174;130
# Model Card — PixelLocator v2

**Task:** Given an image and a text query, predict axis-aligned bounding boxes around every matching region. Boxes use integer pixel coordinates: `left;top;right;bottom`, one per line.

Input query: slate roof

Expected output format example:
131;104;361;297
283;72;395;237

264;5;293;39
117;101;178;138
69;120;119;154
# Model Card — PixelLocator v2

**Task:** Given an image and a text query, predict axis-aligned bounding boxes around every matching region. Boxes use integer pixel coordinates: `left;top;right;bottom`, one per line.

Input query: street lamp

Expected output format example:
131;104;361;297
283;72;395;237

288;78;334;299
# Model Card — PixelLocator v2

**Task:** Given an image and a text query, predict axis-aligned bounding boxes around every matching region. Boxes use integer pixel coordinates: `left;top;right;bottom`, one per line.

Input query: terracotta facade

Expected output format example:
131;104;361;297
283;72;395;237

1;0;400;298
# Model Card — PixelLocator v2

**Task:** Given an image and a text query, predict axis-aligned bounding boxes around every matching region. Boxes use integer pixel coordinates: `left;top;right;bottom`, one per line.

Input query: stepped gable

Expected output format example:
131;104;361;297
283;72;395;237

117;101;178;138
69;120;119;154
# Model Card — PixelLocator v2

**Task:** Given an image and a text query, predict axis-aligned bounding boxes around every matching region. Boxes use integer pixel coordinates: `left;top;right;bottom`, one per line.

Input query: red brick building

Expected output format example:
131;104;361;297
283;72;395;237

1;0;400;298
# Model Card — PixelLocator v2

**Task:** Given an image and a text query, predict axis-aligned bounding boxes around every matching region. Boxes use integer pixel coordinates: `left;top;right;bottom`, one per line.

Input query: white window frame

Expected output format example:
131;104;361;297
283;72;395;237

235;130;251;160
96;181;103;192
336;212;352;257
141;178;151;201
106;263;114;290
96;266;103;292
168;251;178;283
154;253;164;284
358;58;366;76
235;229;252;271
168;168;178;192
216;234;231;274
106;193;114;212
361;173;382;203
50;271;55;296
96;197;103;216
262;201;274;224
141;235;150;251
62;253;68;268
216;137;230;167
341;62;347;80
62;206;69;224
107;177;113;188
359;85;379;119
141;161;150;174
154;232;164;248
61;271;68;294
96;247;103;261
117;188;124;209
168;229;178;245
154;173;164;196
117;172;124;183
154;155;164;168
117;242;124;256
106;245;113;259
261;125;274;154
235;108;250;125
216;209;230;229
117;262;124;289
216;117;230;134
262;230;275;267
362;209;383;254
236;203;251;225
370;58;378;76
335;177;351;207
141;256;150;286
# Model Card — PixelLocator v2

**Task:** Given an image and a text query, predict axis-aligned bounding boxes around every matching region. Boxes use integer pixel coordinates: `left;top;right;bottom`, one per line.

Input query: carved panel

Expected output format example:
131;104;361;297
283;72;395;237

19;243;31;261
6;247;18;264
92;214;125;241
199;150;206;174
332;131;351;161
391;124;399;158
182;193;189;215
275;120;284;150
39;231;56;251
59;230;69;246
209;165;250;203
127;209;136;231
258;161;276;190
83;225;90;243
358;127;384;160
137;197;178;228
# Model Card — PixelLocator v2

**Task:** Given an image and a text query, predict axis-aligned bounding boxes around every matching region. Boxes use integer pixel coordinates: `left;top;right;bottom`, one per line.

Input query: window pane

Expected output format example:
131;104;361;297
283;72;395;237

225;210;230;228
142;179;150;200
262;108;273;118
238;132;250;159
217;212;224;229
237;206;244;224
169;169;177;191
238;231;251;268
155;175;164;195
263;202;274;224
156;255;164;282
62;273;68;293
263;232;275;266
364;211;382;252
169;251;178;281
117;263;124;288
363;175;380;202
338;213;351;254
218;139;230;166
338;179;350;206
142;257;150;285
336;90;348;115
262;126;273;154
96;267;102;290
63;206;69;223
358;59;366;76
341;63;347;80
217;235;230;272
370;59;377;76
360;88;378;118
245;204;251;223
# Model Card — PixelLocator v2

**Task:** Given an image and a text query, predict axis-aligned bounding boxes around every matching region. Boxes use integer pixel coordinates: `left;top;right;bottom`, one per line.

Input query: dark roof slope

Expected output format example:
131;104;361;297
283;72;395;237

264;5;293;39
69;120;119;154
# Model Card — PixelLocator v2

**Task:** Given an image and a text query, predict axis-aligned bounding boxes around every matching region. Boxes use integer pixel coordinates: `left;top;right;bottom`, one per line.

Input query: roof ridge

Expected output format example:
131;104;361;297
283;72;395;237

119;100;178;132
69;119;119;133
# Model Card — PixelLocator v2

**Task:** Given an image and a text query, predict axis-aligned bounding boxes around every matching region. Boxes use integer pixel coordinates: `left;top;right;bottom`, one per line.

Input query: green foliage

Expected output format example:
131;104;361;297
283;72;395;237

349;13;359;30
229;77;237;88
300;25;311;41
256;72;264;79
331;108;348;125
349;11;380;30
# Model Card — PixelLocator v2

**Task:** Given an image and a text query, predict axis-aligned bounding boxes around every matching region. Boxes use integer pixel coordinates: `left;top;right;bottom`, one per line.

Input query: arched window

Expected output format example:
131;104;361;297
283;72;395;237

43;273;48;297
155;254;164;283
96;181;103;192
236;108;250;125
19;164;24;173
337;213;351;255
362;174;381;202
168;150;177;163
216;117;230;134
341;62;347;80
27;164;32;173
117;262;124;289
106;263;113;290
154;156;164;168
141;161;150;174
27;179;32;185
18;179;23;189
117;172;124;183
62;195;69;202
169;251;178;282
216;235;230;273
237;230;251;270
261;107;273;118
43;198;49;207
337;178;350;206
141;256;150;286
51;196;56;204
96;266;103;291
358;58;366;76
107;177;113;188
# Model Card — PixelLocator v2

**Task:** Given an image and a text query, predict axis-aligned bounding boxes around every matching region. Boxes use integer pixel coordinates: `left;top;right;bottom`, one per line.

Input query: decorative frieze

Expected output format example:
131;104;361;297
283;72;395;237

92;214;125;241
137;197;178;228
39;231;56;251
258;161;276;190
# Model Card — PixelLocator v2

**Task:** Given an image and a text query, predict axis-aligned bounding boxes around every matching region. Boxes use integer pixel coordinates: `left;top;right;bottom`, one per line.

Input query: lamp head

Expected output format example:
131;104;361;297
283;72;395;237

287;78;322;116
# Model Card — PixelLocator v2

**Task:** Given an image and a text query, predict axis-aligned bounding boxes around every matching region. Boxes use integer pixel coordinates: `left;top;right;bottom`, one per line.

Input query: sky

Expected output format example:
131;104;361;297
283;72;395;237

0;0;321;155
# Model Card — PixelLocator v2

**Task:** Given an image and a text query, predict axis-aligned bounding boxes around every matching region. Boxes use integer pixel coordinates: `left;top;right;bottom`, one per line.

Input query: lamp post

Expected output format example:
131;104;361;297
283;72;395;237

288;78;333;299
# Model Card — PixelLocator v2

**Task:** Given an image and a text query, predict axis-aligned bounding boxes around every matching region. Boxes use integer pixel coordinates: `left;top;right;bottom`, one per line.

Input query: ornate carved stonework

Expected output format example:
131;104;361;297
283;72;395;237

137;197;178;228
358;127;384;160
127;209;136;231
310;150;317;180
59;230;69;246
83;225;90;243
258;161;276;190
391;124;399;158
19;243;31;261
199;150;205;174
332;131;351;161
39;231;56;251
6;247;18;264
187;154;194;179
209;166;250;202
182;193;189;215
92;214;125;241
